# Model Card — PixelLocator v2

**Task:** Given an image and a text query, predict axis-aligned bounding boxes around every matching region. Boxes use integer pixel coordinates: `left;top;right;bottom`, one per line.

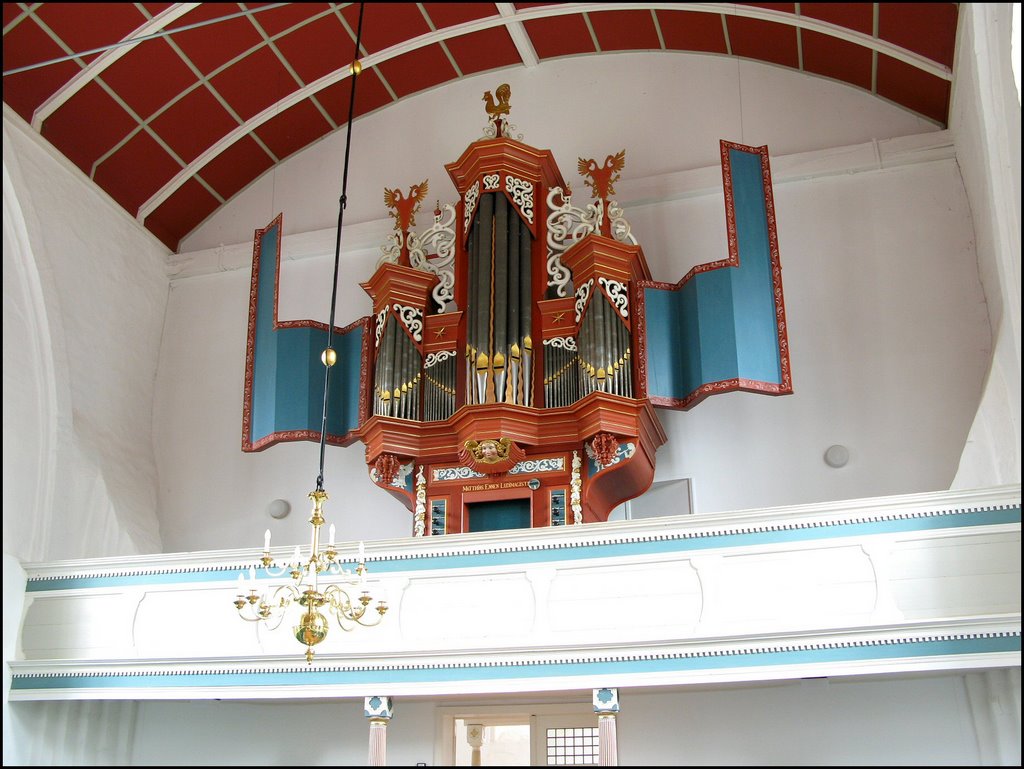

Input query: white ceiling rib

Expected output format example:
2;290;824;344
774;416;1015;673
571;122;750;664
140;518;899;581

104;2;950;222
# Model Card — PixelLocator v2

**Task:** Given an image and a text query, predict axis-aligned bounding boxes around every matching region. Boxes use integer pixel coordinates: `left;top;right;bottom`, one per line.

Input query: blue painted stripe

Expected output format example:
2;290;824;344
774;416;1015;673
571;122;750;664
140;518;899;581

24;506;1020;592
11;635;1019;691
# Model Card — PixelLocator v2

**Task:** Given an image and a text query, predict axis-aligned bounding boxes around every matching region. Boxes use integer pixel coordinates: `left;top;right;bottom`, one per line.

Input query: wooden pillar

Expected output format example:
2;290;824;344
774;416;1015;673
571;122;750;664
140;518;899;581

593;687;619;766
365;696;394;766
466;723;484;766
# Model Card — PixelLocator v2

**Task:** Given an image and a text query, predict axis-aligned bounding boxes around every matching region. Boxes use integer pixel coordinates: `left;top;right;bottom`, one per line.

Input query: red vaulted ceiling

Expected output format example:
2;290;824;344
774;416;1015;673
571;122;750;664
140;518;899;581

3;3;959;253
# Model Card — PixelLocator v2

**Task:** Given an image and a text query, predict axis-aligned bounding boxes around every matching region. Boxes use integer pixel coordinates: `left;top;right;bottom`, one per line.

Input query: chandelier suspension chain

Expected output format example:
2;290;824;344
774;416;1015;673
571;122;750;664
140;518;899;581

317;2;365;492
233;2;388;667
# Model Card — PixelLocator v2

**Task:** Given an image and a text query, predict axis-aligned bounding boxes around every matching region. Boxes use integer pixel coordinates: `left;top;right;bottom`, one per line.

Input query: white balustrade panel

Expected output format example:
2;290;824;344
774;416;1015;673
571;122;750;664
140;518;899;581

10;485;1021;700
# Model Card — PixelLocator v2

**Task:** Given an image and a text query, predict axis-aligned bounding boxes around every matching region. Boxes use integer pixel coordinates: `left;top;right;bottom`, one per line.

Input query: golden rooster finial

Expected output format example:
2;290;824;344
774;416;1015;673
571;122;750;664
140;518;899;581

483;83;512;118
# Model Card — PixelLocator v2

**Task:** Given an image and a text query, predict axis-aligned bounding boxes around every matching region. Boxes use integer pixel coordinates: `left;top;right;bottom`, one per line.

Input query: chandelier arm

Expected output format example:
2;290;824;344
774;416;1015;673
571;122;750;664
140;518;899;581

233;582;299;628
324;583;387;628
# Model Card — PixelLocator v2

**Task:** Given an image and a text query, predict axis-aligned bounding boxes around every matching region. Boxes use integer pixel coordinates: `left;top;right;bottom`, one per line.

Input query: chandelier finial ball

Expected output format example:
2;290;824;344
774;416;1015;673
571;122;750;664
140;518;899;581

294;611;329;647
322;348;337;367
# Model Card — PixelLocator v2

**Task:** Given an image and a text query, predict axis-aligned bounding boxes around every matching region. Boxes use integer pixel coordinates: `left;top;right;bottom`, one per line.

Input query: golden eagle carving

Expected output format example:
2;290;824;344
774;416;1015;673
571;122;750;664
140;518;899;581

578;150;626;201
383;180;429;233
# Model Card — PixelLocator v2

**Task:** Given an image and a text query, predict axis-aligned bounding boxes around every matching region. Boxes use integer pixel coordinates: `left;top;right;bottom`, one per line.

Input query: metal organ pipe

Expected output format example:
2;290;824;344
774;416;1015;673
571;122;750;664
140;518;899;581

395;321;406;418
576;288;635;398
466;213;479;405
373;317;385;415
597;293;610;393
507;204;521;404
476;195;494;403
377;313;397;416
463;192;535;407
493;195;509;402
519;214;532;407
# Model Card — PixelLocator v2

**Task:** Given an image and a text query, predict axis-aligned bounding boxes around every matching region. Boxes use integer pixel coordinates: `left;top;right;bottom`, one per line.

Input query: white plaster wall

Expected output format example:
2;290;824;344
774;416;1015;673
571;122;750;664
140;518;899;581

3;161;55;562
949;3;1022;488
616;676;982;766
131;698;437;766
2;109;167;559
2;554;29;765
126;674;1000;766
3;111;164;764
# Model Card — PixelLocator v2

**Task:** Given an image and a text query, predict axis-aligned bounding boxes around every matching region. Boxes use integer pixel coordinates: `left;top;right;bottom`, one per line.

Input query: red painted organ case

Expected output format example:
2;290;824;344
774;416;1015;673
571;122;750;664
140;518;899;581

355;88;666;536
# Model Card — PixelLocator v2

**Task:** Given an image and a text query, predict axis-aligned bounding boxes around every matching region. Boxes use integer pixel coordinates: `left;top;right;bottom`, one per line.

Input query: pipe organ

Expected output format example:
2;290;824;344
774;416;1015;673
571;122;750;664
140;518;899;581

356;85;667;534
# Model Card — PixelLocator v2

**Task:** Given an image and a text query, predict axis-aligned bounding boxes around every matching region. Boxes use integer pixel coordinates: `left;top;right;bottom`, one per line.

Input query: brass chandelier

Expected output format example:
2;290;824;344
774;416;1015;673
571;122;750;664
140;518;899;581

232;2;386;664
233;489;387;664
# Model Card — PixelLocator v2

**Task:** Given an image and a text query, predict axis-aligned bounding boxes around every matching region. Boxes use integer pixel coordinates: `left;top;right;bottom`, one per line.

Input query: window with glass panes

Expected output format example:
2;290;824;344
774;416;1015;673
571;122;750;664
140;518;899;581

545;726;599;765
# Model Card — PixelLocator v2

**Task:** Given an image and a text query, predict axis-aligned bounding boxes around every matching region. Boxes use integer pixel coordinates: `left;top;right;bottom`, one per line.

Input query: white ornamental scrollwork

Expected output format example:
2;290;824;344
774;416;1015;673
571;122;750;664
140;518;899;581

575;279;593;323
505;175;534;224
543;336;578;351
408;202;457;313
607;200;638;246
483;173;501;190
481;120;498;140
392;303;423;343
546;251;573;299
480;119;523;142
598;277;630;319
374;307;388;348
545;186;604;297
424;350;456;368
508;457;565;474
433;466;484;482
378;230;403;266
463;181;480;236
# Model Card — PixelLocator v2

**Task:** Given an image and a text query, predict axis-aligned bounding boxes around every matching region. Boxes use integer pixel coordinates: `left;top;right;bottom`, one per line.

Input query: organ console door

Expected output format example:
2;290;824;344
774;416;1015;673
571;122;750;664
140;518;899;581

356;85;667;535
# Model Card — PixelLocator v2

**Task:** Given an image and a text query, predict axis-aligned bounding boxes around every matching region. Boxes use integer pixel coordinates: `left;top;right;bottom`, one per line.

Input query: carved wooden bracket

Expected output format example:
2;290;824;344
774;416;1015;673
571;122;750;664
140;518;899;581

590;432;619;468
374;453;402;486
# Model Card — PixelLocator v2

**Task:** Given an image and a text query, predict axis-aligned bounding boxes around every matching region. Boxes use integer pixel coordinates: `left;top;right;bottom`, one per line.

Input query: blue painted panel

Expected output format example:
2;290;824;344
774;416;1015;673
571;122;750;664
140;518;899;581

246;218;364;447
274;325;317;431
695;267;739;383
641;286;688;397
250;222;280;442
644;143;786;406
331;323;364;436
729;148;782;383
